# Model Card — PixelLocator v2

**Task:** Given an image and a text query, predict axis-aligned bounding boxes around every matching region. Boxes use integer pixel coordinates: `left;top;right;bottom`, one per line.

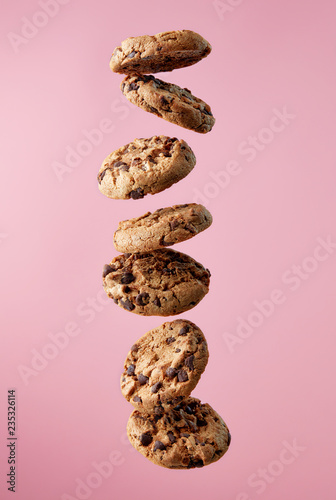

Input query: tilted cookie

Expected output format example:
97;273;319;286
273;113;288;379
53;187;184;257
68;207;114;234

114;204;213;253
127;397;231;469
102;249;210;316
98;136;195;200
121;75;215;134
121;320;209;412
110;30;211;75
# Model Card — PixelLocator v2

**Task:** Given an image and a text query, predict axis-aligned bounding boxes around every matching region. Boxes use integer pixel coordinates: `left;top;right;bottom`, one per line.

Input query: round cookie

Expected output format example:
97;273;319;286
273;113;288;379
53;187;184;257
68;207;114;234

102;249;210;316
127;397;231;469
114;204;213;253
98;136;195;200
121;320;209;412
121;75;215;134
110;30;211;74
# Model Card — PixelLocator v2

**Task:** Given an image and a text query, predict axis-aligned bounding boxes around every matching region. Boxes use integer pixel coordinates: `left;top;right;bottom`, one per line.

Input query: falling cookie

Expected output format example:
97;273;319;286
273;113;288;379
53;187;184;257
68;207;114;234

98;136;195;200
102;249;210;316
121;320;209;412
114;204;213;253
127;397;231;469
121;75;215;133
110;30;211;75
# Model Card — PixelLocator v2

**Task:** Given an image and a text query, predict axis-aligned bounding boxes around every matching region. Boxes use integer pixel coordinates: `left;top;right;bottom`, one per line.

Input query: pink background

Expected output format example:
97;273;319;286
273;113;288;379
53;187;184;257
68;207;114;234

1;0;336;499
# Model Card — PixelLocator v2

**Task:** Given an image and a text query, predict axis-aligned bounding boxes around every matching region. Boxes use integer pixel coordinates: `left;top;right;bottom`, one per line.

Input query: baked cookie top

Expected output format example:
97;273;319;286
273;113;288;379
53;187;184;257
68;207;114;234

98;136;195;200
110;30;211;74
114;204;213;253
127;397;231;469
102;249;210;316
121;75;215;133
121;320;209;411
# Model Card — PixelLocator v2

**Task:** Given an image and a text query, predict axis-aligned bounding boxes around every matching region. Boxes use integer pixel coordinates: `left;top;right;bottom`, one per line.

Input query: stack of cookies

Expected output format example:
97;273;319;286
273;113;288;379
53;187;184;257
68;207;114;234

99;30;231;469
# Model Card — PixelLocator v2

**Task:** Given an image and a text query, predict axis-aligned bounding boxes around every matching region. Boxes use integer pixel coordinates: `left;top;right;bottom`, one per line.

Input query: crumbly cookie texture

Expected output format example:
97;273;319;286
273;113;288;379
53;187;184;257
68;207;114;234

98;136;195;200
110;30;211;74
127;397;231;469
102;249;210;316
121;75;215;133
121;320;209;412
114;204;213;253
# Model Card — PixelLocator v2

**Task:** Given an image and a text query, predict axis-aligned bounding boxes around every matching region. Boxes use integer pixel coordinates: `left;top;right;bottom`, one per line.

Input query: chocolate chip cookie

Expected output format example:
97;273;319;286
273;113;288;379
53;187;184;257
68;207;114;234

121;320;209;412
114;204;213;253
127;397;231;469
110;30;211;75
121;75;215;133
102;249;210;316
98;136;195;200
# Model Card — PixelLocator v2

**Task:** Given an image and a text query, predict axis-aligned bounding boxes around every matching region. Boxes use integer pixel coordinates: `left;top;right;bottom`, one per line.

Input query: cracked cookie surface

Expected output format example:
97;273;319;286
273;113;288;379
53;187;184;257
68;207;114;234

121;75;215;133
98;136;195;200
102;249;210;316
114;204;213;253
121;320;209;411
127;397;231;469
110;30;211;74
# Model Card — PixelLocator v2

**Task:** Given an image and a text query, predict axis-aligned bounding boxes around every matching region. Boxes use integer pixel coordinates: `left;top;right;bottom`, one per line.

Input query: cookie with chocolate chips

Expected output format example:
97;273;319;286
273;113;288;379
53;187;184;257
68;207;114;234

121;320;209;411
127;397;231;469
114;204;213;253
110;30;211;75
102;249;210;316
98;136;195;200
121;75;215;133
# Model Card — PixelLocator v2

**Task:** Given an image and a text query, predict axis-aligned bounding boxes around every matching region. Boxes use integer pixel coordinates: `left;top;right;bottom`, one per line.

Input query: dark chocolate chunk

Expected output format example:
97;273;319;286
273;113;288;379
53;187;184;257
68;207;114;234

153;441;166;452
185;355;195;371
129;188;144;199
131;344;138;352
98;170;107;184
165;367;177;379
128;82;139;91
138;374;149;385
179;325;190;336
119;298;135;311
140;433;152;446
151;382;162;394
167;431;176;444
169;219;180;230
227;432;231;447
121;272;135;284
127;51;136;58
177;370;188;382
103;264;114;278
181;433;190;438
135;292;149;306
175;348;181;353
153;297;161;307
133;396;142;403
114;160;128;168
166;337;176;344
126;364;135;376
185;223;197;234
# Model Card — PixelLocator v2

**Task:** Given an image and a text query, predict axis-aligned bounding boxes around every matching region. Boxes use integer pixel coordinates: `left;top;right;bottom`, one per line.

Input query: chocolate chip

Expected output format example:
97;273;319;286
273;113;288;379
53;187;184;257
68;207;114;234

149;106;159;114
126;364;135;376
175;348;181;353
128;82;139;91
203;108;213;116
133;396;142;403
192;459;204;468
153;441;166;452
166;337;176;344
127;51;136;58
140;433;152;446
184;405;193;414
98;170;107;184
135;292;149;306
102;264;114;278
138;374;149;385
179;326;190;336
131;344;138;352
123;286;131;293
151;382;161;393
154;406;164;416
227;432;231;447
113;298;118;304
197;418;207;427
129;188;144;200
185;223;197;234
121;82;126;92
169;219;180;230
121;272;135;284
153;297;161;307
119;298;135;311
114;161;128;169
167;431;176;444
177;370;188;382
185;355;195;371
181;433;190;438
165;367;177;379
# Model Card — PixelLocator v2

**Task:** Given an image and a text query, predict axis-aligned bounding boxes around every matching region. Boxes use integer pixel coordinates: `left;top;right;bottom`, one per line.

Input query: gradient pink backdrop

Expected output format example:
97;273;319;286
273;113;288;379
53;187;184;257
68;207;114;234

1;0;336;499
